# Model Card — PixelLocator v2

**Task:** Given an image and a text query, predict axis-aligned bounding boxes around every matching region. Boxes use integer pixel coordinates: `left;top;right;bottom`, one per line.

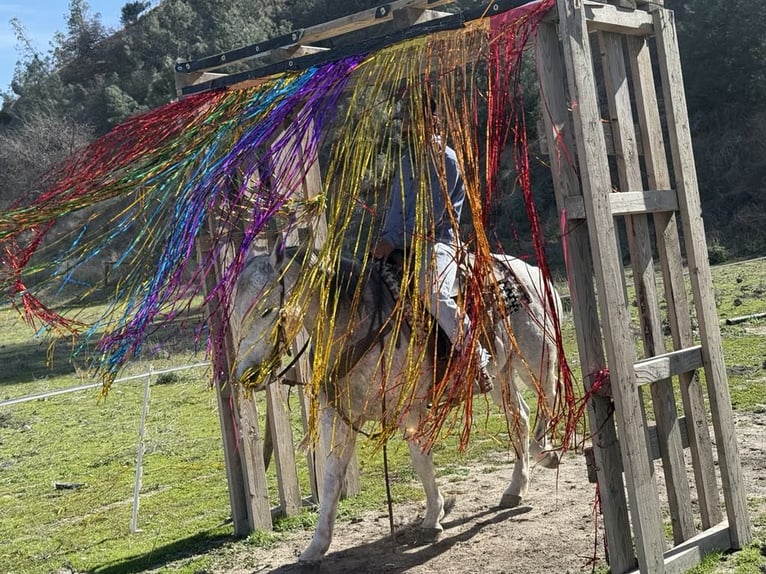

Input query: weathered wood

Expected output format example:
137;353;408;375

564;190;678;219
626;32;722;530
537;114;644;156
654;7;752;548
265;383;302;517
200;228;273;532
633;347;703;386
626;521;733;574
584;416;690;482
600;28;696;544
176;0;455;75
392;7;452;29
544;0;654;35
586;1;654;35
536;20;635;574
557;2;667;571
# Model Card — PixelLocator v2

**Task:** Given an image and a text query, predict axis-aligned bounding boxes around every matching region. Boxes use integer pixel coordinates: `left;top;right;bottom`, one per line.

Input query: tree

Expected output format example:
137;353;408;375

0;111;93;207
121;1;151;26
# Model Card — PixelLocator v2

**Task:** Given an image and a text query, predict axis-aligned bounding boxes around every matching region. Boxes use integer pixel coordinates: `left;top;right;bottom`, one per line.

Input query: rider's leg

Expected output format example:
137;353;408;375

420;242;493;392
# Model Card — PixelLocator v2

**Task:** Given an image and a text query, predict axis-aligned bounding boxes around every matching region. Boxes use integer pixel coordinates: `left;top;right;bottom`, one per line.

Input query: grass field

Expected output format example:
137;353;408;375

1;258;765;573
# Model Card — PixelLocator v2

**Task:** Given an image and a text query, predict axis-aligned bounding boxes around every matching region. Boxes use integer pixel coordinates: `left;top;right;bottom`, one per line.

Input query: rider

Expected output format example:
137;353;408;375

371;92;493;395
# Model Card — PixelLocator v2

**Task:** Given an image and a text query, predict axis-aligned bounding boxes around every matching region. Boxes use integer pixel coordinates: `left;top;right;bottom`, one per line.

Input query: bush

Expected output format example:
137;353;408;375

708;239;729;265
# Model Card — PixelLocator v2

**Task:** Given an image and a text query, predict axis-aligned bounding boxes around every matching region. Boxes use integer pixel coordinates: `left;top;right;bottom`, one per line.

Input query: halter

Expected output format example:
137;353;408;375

238;271;309;388
272;273;310;382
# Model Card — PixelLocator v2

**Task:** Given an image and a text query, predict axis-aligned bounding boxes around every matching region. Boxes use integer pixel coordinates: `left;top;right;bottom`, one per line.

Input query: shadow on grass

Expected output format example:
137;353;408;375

0;337;89;386
0;306;207;387
88;528;238;574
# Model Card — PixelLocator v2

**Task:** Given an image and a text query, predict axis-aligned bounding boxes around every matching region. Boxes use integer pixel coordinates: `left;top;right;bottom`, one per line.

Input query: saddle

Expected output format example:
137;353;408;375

376;249;527;403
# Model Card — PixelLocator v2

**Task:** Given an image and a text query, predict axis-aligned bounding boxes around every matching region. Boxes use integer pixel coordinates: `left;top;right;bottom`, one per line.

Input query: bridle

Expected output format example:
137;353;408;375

238;270;309;388
271;273;311;382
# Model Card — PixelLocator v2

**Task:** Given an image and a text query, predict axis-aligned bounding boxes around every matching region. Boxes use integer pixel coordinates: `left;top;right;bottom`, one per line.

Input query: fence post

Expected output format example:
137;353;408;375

131;365;153;533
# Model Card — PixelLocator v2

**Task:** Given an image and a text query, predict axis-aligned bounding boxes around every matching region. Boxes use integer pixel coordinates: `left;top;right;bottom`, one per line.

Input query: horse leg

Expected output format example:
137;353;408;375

525;349;561;470
408;441;445;534
299;406;357;564
492;369;531;508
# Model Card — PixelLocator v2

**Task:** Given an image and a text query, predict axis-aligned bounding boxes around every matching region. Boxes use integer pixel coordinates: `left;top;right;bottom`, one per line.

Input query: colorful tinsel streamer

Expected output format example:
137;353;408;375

1;0;578;448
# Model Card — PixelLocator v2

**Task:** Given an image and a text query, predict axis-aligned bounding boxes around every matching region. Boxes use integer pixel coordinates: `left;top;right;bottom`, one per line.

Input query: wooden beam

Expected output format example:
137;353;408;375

584;415;690;481
655;7;752;548
586;2;654;35
627;521;732;574
557;1;666;570
627;28;722;530
176;0;455;75
633;346;703;386
536;21;634;572
564;190;679;219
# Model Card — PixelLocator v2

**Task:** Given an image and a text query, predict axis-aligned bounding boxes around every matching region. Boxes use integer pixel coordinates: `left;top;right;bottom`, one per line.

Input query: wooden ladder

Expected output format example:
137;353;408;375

537;1;752;572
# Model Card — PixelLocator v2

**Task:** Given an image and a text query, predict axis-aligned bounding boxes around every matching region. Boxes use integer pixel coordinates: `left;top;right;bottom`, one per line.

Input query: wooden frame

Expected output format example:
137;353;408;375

175;1;751;570
540;1;751;571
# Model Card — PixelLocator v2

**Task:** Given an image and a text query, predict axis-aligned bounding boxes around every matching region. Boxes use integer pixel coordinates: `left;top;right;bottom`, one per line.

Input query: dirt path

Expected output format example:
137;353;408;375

216;411;766;574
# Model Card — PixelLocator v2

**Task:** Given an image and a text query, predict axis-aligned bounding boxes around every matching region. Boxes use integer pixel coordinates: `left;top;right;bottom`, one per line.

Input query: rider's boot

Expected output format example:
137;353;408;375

474;346;494;394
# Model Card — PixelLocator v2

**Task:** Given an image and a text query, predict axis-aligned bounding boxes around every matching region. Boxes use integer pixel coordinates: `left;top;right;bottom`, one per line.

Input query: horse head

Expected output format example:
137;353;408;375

232;246;303;391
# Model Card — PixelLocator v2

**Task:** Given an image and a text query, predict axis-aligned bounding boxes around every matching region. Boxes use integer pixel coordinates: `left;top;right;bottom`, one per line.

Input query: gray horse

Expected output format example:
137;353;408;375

232;246;563;564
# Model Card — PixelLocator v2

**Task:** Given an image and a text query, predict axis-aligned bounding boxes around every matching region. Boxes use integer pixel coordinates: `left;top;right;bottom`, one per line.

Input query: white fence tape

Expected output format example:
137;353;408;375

0;362;211;408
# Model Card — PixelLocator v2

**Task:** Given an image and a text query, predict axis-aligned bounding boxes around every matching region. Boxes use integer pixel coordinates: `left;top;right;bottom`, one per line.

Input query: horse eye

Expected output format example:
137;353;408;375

261;307;275;318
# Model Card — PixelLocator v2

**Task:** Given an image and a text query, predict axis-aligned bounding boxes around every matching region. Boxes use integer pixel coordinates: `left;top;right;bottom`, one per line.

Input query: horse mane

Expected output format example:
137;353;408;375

278;245;395;317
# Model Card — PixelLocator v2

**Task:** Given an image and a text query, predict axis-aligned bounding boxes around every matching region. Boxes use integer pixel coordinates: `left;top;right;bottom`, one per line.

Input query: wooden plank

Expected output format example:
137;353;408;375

627;521;732;574
199;229;273;532
585;1;654;35
536;21;634;572
584;416;689;481
537;118;643;157
600;29;696;545
179;58;273;533
265;383;302;517
564;190;678;219
609;190;678;215
654;7;751;549
237;395;274;530
633;346;703;386
627;32;722;529
557;2;666;571
176;0;455;74
392;7;453;28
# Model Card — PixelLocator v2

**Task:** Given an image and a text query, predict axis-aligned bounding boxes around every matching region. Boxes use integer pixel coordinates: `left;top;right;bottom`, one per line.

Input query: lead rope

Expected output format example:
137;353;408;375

375;260;398;550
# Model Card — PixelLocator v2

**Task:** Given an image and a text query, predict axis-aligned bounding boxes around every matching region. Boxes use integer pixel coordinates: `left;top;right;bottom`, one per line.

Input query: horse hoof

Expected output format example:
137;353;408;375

419;527;444;542
499;493;522;508
537;451;560;469
297;559;322;573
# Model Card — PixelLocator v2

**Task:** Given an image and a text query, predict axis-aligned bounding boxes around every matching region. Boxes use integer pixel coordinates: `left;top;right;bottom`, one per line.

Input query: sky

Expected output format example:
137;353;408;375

0;1;126;92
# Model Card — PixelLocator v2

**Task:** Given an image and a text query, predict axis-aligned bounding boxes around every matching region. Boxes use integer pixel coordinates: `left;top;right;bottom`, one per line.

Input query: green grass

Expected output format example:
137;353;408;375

1;258;766;573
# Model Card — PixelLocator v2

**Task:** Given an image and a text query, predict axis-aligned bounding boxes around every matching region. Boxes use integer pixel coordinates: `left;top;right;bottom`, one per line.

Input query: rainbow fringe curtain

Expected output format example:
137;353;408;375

1;0;576;446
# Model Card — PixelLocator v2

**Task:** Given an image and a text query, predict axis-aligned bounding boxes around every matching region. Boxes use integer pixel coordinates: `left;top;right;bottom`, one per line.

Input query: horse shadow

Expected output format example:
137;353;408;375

263;504;533;573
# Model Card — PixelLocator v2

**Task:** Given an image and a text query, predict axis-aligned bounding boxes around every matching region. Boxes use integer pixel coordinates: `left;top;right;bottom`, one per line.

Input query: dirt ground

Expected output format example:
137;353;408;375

225;411;766;574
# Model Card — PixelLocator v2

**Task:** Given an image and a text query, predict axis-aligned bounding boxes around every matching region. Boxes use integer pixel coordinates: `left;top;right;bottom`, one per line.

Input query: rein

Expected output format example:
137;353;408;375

269;273;311;383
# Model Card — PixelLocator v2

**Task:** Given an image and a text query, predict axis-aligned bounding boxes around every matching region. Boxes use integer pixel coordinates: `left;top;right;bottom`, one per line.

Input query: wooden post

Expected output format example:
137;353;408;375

535;22;635;573
196;226;272;534
556;1;666;570
653;7;751;548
